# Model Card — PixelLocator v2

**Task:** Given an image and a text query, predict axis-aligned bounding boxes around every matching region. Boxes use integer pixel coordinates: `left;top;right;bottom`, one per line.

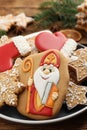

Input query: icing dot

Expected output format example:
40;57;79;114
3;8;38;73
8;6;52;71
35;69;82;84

1;87;7;94
70;56;78;61
83;62;87;67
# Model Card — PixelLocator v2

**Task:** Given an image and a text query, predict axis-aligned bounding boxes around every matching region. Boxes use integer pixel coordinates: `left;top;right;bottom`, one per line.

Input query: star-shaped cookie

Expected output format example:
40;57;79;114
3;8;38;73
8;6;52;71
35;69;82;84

69;48;87;83
66;81;87;110
0;58;25;107
15;13;34;28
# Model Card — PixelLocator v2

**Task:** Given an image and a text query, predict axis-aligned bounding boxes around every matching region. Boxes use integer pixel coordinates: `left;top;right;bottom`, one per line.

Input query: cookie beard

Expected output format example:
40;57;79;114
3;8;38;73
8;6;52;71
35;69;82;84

34;66;59;101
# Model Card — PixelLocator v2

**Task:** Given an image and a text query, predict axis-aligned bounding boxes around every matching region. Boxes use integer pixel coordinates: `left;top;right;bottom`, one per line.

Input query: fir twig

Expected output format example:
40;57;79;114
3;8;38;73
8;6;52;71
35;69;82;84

34;0;83;28
0;30;6;38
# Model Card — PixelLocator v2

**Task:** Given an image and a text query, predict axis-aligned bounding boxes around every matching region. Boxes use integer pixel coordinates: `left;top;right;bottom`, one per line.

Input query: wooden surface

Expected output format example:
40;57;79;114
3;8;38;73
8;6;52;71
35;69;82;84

0;0;46;16
0;0;87;130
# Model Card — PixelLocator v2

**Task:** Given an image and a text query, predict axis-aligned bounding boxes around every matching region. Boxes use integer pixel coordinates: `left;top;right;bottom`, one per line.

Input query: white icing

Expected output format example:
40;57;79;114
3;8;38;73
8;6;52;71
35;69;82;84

15;13;34;28
70;55;78;61
34;65;59;101
66;82;87;110
17;82;24;88
61;39;77;57
1;86;7;94
0;60;24;107
42;82;52;104
83;62;87;67
52;92;58;100
12;36;31;56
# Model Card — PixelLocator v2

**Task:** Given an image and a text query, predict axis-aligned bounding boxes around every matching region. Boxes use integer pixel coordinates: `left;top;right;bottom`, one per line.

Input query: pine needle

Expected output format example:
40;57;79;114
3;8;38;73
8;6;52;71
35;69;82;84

0;30;6;38
34;0;83;28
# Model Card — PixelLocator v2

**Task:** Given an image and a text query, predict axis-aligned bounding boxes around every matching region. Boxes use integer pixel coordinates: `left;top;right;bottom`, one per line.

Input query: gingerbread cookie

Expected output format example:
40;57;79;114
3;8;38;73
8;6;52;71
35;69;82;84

17;49;69;120
0;13;34;32
68;47;87;84
0;30;51;72
0;35;32;72
66;81;87;110
0;58;25;107
75;0;87;32
35;31;77;58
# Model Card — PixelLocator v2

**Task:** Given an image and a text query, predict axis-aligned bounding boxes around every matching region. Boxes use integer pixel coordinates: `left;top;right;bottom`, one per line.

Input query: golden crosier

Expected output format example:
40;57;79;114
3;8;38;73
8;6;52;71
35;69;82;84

22;57;33;78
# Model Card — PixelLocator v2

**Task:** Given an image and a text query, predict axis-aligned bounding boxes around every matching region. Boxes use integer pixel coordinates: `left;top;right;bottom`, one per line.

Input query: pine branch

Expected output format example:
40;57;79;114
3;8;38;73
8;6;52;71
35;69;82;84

34;0;83;28
0;30;6;38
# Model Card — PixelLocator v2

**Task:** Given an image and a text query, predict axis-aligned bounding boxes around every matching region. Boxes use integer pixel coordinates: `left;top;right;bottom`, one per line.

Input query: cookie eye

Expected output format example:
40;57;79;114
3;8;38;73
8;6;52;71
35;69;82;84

49;68;52;72
43;68;46;71
49;64;53;72
42;64;47;71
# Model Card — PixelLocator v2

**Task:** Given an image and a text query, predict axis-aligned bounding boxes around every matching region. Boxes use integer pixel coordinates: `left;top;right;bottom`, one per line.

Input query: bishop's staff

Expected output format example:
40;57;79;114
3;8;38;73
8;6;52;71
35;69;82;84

22;57;33;113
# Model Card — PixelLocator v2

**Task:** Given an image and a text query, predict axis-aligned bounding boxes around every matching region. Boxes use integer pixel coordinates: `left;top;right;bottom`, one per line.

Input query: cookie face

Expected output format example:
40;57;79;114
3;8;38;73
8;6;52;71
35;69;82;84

17;49;69;120
0;58;25;107
66;81;87;110
68;48;87;84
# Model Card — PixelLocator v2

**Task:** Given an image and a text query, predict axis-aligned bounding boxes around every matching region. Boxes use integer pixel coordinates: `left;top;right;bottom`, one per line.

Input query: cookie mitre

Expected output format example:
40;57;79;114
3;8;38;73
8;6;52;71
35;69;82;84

17;49;69;120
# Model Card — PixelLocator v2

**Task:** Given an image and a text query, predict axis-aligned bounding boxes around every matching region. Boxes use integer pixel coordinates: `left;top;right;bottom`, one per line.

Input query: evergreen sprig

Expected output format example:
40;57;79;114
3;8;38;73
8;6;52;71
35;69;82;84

0;30;6;38
34;0;83;28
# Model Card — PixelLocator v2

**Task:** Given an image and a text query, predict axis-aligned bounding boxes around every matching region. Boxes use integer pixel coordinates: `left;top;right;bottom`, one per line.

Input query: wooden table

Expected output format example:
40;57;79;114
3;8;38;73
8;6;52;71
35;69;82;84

0;0;87;130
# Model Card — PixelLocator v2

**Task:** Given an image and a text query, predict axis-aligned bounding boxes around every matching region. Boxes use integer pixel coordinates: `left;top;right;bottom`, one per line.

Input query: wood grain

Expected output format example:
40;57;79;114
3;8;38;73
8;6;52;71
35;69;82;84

0;0;48;16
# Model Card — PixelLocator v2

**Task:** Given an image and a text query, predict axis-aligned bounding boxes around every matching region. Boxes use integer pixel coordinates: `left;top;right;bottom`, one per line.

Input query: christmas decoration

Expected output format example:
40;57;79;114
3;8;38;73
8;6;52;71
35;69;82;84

34;0;83;29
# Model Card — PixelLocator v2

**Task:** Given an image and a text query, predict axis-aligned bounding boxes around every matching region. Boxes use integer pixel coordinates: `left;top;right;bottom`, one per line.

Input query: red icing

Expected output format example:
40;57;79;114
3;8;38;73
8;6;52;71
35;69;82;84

0;41;20;72
35;31;67;51
28;84;52;116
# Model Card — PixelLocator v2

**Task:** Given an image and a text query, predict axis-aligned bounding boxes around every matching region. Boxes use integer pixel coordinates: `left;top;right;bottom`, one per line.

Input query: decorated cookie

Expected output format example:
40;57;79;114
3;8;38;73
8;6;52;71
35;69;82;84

75;0;87;32
0;58;25;107
66;81;87;110
24;30;52;55
17;49;69;120
0;35;32;72
0;13;34;32
0;30;51;72
35;31;67;51
68;47;87;84
35;31;77;57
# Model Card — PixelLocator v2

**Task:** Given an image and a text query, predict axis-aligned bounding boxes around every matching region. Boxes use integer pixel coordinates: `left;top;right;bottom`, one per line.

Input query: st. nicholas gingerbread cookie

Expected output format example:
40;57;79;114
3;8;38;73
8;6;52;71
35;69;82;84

17;49;69;120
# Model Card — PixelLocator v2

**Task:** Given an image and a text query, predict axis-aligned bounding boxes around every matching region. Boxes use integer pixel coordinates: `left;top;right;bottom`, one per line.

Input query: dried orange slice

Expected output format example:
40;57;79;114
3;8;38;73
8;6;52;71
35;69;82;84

60;29;82;42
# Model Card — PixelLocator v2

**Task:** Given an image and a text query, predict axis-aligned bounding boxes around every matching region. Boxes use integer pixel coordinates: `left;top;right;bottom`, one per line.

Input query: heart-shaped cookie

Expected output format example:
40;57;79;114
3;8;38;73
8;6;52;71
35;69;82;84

35;32;67;51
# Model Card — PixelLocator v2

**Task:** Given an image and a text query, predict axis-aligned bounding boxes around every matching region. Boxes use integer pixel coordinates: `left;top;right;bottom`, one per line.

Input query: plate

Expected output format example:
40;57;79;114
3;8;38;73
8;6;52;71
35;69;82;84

0;104;87;124
0;43;87;124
